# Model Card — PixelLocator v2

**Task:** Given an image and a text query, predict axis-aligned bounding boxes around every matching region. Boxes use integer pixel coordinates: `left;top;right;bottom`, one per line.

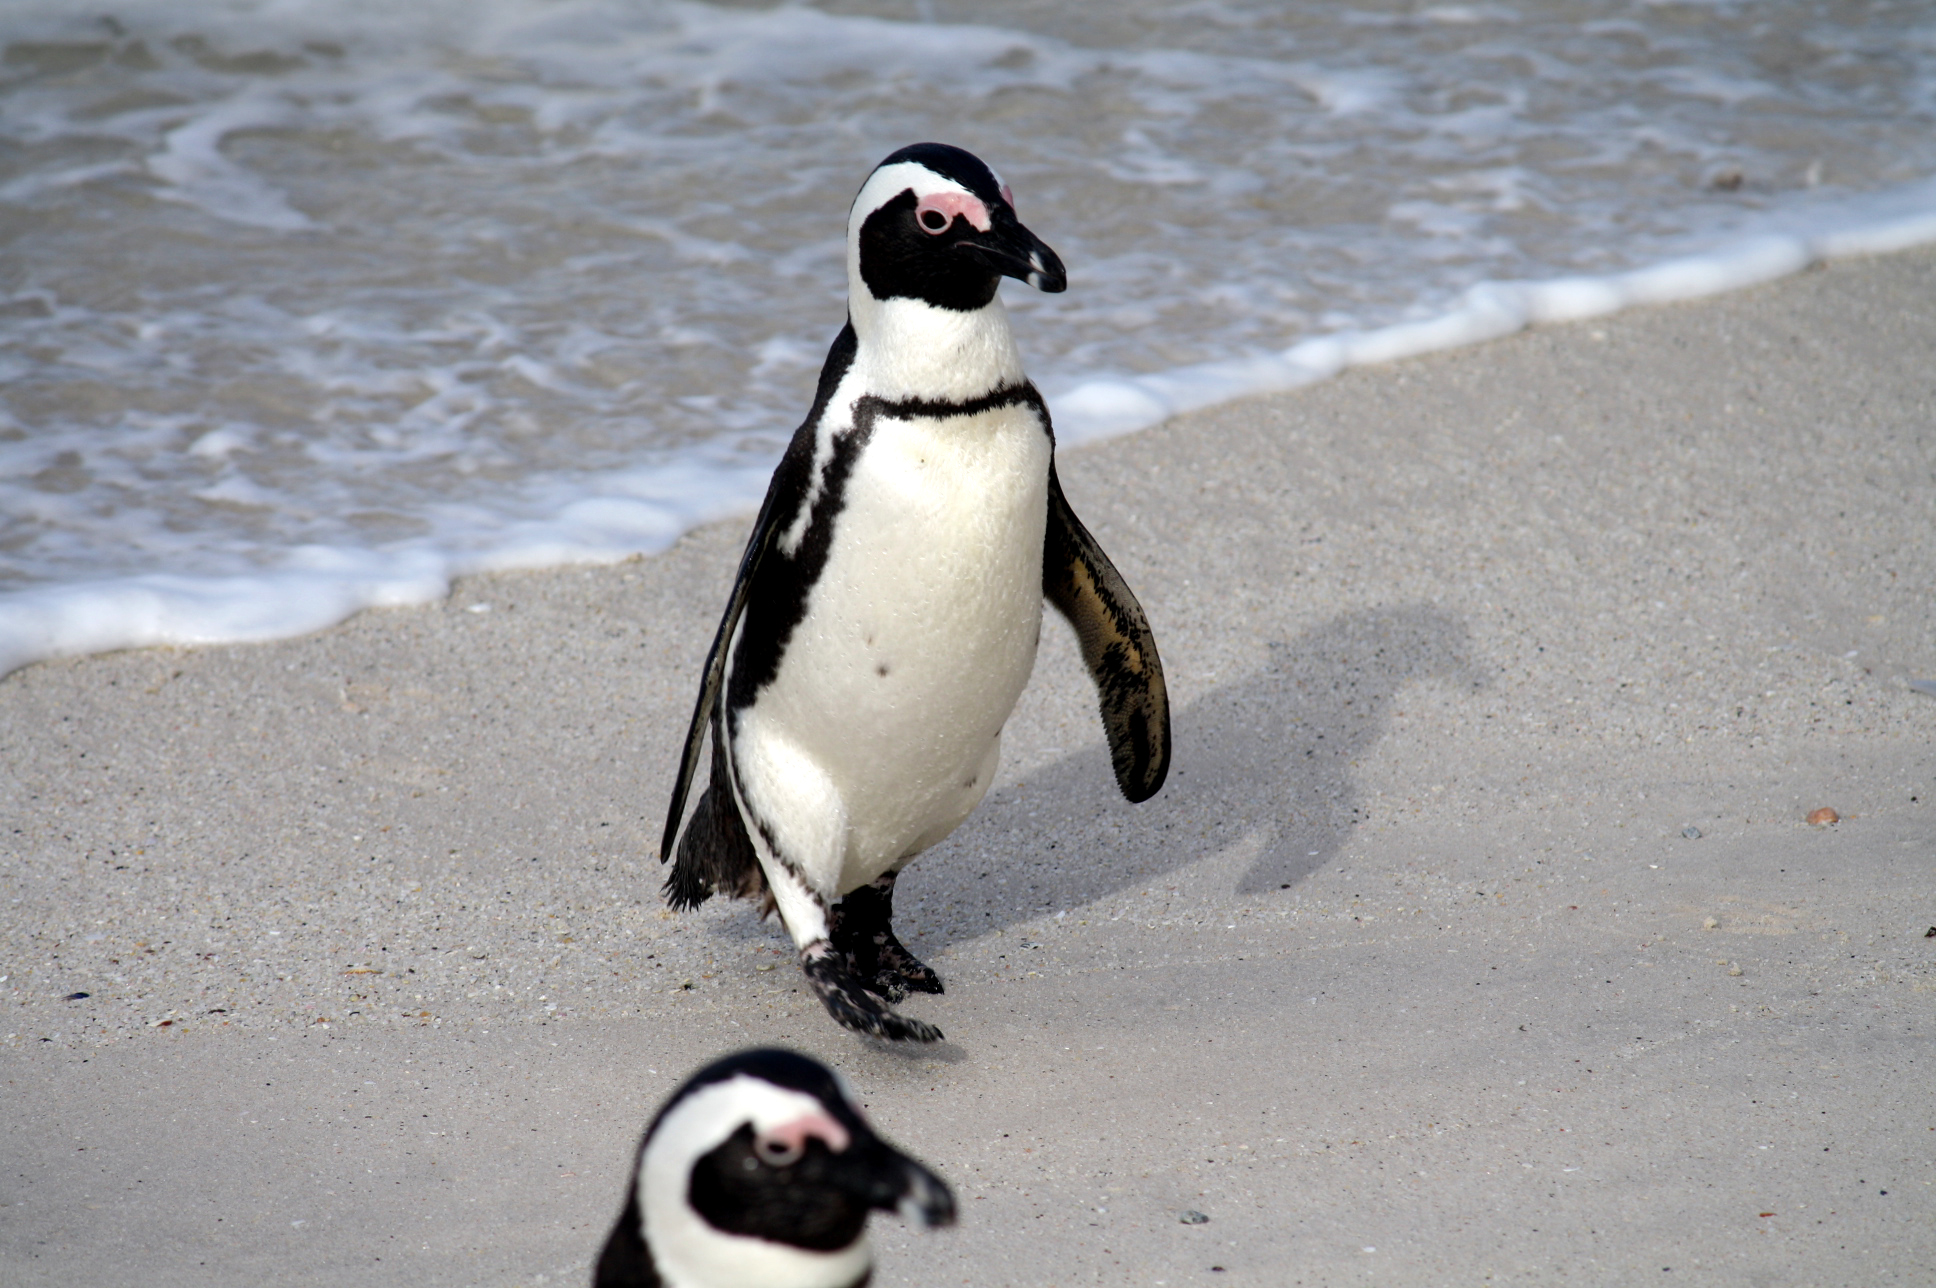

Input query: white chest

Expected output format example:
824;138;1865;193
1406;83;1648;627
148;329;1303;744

740;396;1050;876
788;396;1049;722
817;398;1050;662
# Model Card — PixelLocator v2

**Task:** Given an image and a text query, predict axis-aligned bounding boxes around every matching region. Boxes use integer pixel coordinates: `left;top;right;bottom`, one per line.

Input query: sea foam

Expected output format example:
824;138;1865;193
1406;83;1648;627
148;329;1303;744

3;0;1934;675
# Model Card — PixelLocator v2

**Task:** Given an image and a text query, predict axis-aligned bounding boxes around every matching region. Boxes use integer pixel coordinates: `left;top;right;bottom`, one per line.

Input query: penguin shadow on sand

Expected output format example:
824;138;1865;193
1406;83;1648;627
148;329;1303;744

908;603;1484;943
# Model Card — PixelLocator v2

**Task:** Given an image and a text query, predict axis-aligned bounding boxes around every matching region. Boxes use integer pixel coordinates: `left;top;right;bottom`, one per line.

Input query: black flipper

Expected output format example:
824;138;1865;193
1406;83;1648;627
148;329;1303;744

659;324;859;866
663;732;765;911
656;472;794;867
1042;463;1171;803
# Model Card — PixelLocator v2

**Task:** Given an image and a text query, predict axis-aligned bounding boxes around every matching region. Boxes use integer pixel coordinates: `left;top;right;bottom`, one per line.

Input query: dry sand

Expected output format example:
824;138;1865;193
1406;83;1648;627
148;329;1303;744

3;248;1933;1286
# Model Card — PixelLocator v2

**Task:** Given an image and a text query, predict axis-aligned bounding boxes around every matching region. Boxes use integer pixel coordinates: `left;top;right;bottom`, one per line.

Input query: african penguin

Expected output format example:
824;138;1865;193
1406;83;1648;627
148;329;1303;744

660;142;1171;1043
594;1047;955;1288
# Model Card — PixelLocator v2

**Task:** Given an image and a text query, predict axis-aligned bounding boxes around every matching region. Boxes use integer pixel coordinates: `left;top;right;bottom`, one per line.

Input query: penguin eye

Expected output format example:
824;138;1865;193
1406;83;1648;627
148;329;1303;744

753;1135;805;1168
917;207;951;234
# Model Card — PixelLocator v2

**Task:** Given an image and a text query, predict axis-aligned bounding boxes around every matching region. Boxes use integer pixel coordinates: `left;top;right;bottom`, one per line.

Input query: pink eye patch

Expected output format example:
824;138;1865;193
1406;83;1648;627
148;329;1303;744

914;190;992;234
757;1109;852;1157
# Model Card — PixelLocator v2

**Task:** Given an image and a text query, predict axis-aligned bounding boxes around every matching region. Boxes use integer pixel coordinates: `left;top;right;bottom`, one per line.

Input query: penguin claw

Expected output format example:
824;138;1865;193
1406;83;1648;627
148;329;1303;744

878;948;943;997
801;948;943;1044
869;974;910;1005
857;940;943;1002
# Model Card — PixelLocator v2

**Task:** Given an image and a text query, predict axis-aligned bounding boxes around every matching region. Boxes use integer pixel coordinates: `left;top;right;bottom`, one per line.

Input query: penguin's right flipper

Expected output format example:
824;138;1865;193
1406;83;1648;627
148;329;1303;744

660;324;860;865
658;489;788;867
663;733;765;910
1042;464;1172;803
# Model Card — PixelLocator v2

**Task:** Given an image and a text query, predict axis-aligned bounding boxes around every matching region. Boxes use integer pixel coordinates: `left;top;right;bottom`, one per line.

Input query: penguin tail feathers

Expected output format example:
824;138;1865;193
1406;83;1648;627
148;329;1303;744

663;780;766;912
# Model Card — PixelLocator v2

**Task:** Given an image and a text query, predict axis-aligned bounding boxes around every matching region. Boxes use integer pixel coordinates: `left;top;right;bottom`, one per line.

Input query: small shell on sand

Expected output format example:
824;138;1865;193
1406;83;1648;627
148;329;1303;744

1806;807;1839;825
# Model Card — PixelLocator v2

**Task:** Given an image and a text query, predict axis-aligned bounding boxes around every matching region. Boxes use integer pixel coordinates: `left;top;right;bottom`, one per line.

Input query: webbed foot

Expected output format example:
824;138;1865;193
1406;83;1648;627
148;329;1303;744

830;873;943;1003
800;943;942;1043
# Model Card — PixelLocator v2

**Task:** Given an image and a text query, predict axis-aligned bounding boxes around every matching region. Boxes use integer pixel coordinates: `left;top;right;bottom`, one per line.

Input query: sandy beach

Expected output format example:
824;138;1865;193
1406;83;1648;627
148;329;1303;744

4;247;1933;1286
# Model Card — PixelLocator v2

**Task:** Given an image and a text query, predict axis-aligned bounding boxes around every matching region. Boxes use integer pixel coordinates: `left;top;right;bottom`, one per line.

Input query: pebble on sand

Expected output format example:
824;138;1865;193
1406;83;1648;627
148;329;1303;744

1806;807;1839;825
1180;1210;1211;1225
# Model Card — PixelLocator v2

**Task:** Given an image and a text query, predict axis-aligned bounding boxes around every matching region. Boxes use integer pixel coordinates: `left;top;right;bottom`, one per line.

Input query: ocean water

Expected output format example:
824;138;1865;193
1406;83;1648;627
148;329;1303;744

4;0;1935;673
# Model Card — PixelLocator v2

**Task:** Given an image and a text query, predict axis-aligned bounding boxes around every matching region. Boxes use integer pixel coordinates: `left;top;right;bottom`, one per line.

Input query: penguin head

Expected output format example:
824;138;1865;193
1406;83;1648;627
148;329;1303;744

596;1048;955;1288
847;142;1067;318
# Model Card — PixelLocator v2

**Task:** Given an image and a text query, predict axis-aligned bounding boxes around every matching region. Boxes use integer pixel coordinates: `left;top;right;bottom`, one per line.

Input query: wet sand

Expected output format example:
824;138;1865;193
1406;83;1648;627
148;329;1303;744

3;248;1933;1286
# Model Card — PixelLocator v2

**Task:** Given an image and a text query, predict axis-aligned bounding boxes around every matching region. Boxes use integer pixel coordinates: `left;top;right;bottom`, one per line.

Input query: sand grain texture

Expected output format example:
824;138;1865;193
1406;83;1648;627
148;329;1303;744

4;250;1934;1285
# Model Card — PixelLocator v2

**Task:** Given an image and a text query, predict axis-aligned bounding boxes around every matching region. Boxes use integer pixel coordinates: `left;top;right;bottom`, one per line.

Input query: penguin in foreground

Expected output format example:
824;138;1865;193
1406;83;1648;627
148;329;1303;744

595;1048;955;1288
660;142;1170;1043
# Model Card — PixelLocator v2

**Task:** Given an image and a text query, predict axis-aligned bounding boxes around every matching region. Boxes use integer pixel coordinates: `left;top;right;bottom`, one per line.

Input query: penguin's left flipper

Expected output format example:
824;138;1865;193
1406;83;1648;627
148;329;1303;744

1043;463;1172;804
663;731;766;911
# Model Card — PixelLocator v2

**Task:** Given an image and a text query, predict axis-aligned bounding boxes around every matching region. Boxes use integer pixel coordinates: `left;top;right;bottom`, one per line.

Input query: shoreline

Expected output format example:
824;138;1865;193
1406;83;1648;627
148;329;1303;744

4;246;1933;1285
8;180;1936;681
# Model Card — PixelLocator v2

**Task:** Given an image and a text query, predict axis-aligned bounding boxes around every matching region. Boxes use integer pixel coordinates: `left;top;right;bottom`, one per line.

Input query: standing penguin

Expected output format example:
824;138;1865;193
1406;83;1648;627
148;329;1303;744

595;1048;955;1288
661;142;1169;1043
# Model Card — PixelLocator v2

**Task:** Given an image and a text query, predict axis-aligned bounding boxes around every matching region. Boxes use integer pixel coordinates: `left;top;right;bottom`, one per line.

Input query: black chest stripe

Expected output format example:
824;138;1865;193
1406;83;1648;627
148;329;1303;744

719;404;867;884
724;379;1051;720
659;323;858;864
725;417;874;716
866;380;1051;430
712;376;1054;878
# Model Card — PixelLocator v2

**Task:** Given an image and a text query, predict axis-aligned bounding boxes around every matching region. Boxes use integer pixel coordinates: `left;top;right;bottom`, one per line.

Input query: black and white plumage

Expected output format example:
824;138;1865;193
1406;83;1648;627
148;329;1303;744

660;142;1170;1043
595;1048;954;1288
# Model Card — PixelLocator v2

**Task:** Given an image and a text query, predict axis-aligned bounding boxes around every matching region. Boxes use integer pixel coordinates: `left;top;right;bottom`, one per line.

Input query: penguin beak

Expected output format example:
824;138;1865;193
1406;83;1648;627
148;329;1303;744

955;206;1067;294
833;1136;957;1229
890;1155;957;1229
